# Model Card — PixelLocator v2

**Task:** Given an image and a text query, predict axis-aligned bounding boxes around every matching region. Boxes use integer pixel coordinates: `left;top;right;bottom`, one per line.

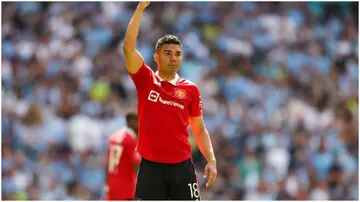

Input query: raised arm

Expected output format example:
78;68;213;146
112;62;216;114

122;2;150;74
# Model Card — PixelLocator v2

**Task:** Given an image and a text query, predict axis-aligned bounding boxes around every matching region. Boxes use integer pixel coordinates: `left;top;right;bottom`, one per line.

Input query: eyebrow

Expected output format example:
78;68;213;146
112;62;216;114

164;50;182;54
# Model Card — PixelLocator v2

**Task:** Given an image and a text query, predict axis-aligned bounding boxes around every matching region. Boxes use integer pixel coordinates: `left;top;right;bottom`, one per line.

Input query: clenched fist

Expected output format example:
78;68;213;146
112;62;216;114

138;1;150;10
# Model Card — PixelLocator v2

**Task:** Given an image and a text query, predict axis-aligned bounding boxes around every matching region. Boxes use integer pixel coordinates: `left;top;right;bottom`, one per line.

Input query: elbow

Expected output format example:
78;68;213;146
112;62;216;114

122;43;131;52
122;35;136;52
194;127;207;138
122;38;130;49
122;44;136;54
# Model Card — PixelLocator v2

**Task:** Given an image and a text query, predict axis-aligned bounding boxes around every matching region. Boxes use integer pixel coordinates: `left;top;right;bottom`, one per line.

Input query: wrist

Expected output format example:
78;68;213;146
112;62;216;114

207;158;216;165
136;6;145;12
206;152;216;164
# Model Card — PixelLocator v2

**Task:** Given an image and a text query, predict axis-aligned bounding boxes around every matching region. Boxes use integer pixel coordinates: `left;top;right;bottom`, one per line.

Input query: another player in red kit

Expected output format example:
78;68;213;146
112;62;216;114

123;2;217;200
104;112;140;200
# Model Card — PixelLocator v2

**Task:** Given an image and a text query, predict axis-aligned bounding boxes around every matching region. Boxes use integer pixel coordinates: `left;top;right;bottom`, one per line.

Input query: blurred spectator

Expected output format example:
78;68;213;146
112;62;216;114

2;2;358;200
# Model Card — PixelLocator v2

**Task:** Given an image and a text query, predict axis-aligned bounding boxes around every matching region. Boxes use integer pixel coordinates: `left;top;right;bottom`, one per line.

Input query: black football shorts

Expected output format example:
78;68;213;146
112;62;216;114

134;157;201;200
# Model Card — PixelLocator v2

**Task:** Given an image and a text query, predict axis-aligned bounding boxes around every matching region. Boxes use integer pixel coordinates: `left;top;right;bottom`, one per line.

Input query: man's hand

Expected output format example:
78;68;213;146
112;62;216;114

138;1;150;10
203;160;217;188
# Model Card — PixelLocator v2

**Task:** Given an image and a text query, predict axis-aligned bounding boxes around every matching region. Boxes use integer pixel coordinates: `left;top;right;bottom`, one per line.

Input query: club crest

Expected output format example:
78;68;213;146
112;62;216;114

174;88;186;99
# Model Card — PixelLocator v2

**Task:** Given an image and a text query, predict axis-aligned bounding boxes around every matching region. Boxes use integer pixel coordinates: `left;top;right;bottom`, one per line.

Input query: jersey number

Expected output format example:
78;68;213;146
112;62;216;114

108;145;124;173
188;183;200;199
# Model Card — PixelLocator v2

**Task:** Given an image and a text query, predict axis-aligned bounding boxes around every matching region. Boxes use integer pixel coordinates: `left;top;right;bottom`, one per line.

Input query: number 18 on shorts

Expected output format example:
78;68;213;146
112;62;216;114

188;182;200;200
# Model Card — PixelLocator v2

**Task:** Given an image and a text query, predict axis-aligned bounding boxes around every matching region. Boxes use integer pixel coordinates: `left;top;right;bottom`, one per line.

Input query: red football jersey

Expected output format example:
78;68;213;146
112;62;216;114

106;128;141;200
128;63;203;163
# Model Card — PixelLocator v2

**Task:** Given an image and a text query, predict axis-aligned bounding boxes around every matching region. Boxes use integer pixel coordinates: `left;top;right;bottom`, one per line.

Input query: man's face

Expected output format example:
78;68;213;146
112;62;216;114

154;44;183;74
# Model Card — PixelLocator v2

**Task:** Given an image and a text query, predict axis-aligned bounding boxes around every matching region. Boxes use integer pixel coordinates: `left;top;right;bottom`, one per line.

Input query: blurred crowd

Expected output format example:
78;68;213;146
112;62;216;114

2;2;358;200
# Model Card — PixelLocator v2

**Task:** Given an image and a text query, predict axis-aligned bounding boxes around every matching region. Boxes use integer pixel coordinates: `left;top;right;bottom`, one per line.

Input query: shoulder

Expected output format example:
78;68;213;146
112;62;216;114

178;78;201;98
125;127;137;139
129;62;154;75
109;128;128;143
142;63;154;72
178;78;199;89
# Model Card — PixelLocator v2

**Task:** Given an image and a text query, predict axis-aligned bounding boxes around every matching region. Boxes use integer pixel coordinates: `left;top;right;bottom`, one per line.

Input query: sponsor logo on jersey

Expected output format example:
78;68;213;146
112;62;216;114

147;90;185;110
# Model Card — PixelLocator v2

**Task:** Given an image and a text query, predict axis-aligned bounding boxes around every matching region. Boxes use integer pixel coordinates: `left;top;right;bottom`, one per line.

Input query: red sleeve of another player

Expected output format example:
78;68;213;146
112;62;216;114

189;85;203;117
129;137;141;165
128;62;154;91
132;150;141;165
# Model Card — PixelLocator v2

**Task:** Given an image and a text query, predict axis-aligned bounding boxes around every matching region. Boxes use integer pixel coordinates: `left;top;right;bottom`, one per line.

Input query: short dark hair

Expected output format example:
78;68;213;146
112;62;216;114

126;112;138;125
155;34;182;51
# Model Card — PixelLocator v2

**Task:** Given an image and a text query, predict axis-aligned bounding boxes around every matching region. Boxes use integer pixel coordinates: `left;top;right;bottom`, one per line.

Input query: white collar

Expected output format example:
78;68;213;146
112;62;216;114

155;71;180;86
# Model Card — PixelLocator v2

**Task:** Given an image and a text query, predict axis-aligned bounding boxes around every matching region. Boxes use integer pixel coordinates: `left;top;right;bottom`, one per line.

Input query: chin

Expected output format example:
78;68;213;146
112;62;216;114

165;68;175;73
169;66;179;71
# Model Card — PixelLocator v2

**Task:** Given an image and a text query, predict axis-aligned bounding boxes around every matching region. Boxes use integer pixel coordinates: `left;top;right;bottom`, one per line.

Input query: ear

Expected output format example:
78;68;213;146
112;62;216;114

154;53;159;63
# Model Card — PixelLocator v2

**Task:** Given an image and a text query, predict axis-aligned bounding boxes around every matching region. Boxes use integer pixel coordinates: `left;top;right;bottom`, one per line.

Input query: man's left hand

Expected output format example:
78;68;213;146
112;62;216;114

203;160;217;188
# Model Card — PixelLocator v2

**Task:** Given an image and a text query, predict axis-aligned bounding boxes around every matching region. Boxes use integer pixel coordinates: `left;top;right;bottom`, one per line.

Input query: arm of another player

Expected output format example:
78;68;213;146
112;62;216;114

189;116;217;188
130;139;141;172
132;151;141;172
122;1;150;74
104;150;110;200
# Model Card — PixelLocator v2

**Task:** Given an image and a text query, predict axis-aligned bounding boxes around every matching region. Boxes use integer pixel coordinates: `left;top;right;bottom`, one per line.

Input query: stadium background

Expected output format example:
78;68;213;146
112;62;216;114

1;1;358;200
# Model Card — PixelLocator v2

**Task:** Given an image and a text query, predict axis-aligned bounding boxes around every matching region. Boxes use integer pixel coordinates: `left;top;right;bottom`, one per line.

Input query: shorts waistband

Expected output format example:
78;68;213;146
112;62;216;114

141;157;191;165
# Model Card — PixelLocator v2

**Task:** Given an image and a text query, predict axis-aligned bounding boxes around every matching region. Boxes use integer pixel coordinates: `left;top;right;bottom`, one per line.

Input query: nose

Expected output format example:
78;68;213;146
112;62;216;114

170;55;177;61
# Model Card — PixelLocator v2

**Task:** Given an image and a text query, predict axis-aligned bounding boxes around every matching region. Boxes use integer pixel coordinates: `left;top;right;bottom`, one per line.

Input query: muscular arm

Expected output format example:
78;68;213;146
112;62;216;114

122;2;149;74
189;116;217;187
189;116;216;164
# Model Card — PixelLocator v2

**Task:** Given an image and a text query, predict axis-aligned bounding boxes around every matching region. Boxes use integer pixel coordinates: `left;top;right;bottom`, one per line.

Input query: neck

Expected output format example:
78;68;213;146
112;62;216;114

158;71;176;81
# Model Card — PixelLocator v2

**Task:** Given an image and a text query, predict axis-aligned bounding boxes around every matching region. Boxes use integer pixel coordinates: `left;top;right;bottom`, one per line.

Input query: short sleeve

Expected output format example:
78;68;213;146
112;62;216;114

189;85;203;117
132;150;141;165
128;137;141;165
128;62;154;91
